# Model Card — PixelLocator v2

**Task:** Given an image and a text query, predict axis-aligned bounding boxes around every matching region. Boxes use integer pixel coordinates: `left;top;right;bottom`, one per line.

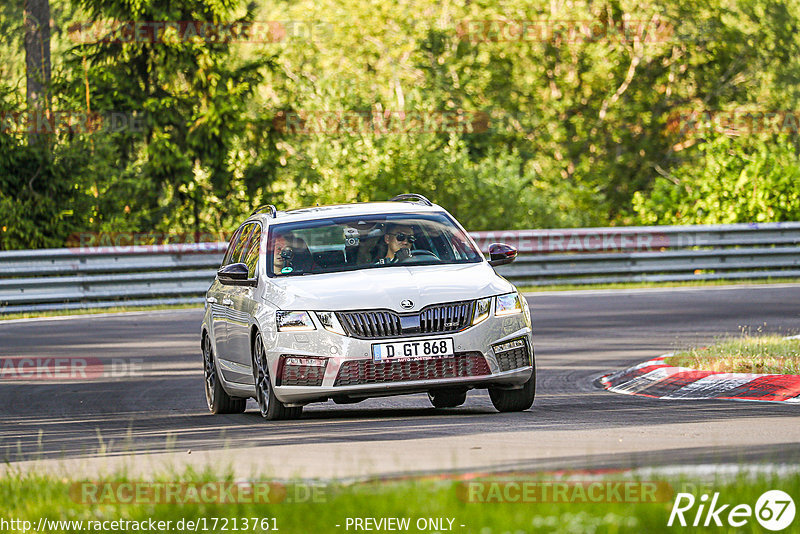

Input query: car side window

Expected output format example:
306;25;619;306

242;224;262;278
222;223;252;266
221;225;243;267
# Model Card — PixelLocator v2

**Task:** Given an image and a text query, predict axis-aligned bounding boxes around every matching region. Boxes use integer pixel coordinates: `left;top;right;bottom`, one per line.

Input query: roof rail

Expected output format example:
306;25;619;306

251;204;278;218
388;194;433;207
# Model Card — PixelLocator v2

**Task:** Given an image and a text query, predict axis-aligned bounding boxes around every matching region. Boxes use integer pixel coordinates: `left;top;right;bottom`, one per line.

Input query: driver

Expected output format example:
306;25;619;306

274;233;313;274
273;234;293;274
377;223;416;264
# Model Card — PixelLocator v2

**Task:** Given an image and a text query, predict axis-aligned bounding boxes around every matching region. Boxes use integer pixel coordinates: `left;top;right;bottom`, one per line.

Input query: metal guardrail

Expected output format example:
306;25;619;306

471;222;800;287
0;243;226;313
1;222;799;313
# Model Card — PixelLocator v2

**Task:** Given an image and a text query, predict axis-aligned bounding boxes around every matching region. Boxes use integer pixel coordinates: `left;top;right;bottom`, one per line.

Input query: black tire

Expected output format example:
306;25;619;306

203;333;246;414
489;365;536;413
428;388;467;408
252;333;302;421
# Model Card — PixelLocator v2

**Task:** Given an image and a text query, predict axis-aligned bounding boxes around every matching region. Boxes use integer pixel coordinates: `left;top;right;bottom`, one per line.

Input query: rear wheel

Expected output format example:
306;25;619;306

253;333;302;420
428;388;467;408
489;365;536;413
203;334;246;414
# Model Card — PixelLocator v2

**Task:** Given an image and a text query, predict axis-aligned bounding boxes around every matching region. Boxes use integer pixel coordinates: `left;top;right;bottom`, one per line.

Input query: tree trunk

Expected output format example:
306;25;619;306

24;0;52;148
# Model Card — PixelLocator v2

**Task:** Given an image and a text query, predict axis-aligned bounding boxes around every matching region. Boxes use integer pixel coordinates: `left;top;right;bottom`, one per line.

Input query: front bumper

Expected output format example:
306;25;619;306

264;311;533;404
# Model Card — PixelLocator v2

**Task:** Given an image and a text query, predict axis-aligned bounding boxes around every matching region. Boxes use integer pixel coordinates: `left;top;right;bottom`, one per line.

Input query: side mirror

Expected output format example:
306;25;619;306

217;262;257;286
488;243;518;267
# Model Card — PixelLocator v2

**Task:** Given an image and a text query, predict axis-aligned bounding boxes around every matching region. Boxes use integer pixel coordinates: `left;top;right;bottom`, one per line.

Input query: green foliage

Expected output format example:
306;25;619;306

1;0;800;249
56;0;275;235
0;71;93;248
0;2;25;89
0;134;105;249
258;0;800;229
3;468;800;534
267;133;593;230
633;135;800;224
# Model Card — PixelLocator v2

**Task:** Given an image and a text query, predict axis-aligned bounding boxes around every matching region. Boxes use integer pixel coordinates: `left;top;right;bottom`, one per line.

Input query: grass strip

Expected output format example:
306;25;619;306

666;335;800;374
0;303;202;321
519;277;800;293
0;468;798;533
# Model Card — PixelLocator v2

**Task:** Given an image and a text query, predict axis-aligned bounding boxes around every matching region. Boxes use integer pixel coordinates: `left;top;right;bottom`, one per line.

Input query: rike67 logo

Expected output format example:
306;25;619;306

669;490;796;531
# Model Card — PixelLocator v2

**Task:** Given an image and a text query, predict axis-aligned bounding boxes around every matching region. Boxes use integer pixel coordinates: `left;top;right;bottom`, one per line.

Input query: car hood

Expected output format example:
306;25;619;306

263;262;515;312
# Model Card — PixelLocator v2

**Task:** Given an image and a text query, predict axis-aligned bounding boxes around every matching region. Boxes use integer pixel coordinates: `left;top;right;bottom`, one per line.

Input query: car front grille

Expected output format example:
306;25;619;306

420;301;474;333
339;310;402;337
494;345;531;372
333;352;490;386
278;355;326;386
338;300;474;339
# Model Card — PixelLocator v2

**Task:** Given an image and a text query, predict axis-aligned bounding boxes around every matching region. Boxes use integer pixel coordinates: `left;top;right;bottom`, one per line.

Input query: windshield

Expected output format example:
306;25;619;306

267;213;483;277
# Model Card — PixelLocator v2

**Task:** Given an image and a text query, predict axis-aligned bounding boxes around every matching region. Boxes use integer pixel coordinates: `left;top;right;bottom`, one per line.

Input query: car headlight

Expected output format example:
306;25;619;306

521;294;532;327
472;297;491;325
495;292;523;316
315;311;346;335
276;311;316;331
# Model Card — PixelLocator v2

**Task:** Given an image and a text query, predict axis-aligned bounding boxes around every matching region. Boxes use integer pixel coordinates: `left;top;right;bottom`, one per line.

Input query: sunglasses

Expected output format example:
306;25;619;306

389;232;416;243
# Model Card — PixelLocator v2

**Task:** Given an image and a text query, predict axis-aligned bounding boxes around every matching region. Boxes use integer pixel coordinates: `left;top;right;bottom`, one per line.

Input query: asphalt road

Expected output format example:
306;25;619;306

1;284;799;479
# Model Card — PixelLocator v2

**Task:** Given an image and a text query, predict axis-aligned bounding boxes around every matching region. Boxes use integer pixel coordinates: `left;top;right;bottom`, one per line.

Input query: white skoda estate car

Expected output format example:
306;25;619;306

201;194;534;420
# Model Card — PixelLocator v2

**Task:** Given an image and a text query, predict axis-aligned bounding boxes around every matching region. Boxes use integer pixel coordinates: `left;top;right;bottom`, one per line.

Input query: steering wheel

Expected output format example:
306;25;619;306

395;249;441;263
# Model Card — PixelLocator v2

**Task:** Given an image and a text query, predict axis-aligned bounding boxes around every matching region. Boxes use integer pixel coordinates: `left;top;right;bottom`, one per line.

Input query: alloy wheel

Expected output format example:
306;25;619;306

253;335;271;417
202;335;216;410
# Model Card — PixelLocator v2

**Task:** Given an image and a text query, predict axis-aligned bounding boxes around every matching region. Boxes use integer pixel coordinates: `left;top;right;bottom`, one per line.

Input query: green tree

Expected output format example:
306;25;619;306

59;0;274;235
3;0;800;249
633;134;800;224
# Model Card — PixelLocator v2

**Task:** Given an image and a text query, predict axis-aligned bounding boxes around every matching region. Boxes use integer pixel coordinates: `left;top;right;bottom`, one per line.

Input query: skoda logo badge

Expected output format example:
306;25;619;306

400;299;414;310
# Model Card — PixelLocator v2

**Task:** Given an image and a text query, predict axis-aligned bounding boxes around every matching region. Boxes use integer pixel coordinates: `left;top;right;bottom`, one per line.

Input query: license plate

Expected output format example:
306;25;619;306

372;338;454;362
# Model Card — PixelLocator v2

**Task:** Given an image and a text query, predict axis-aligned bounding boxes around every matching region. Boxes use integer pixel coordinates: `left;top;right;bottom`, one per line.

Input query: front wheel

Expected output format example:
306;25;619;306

253;333;302;421
489;366;536;413
203;334;246;414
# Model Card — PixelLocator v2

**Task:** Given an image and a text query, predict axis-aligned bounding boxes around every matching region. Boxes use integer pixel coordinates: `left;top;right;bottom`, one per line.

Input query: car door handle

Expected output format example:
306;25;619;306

222;298;234;306
206;297;218;304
